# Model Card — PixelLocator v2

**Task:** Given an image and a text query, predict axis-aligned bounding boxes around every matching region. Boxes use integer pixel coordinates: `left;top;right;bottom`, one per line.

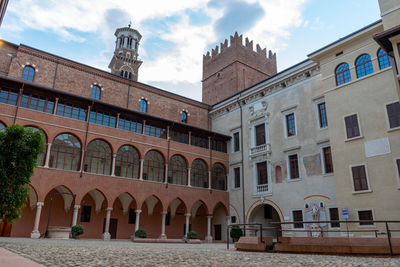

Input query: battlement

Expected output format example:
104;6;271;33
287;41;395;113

203;32;276;63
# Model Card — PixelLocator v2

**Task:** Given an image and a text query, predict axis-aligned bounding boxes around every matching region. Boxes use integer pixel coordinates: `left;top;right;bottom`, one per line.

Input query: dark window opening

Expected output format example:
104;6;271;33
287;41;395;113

293;210;303;228
358;210;374;225
329;208;340;228
286;113;296;137
318;102;328;128
80;206;92;223
344;114;360;139
289;154;299;179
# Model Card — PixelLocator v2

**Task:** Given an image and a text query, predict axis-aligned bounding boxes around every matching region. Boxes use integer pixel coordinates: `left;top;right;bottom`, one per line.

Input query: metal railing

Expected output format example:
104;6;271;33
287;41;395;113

227;220;400;255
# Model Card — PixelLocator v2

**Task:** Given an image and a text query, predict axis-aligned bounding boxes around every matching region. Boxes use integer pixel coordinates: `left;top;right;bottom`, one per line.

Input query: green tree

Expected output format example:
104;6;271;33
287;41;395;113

0;124;44;223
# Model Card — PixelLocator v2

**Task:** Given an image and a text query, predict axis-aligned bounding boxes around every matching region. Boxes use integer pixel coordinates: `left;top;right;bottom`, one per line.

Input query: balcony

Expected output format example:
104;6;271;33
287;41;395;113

256;184;269;193
250;143;271;157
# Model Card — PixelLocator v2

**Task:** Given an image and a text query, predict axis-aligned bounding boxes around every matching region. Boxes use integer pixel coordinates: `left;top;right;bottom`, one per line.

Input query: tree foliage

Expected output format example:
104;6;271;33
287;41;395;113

0;124;44;223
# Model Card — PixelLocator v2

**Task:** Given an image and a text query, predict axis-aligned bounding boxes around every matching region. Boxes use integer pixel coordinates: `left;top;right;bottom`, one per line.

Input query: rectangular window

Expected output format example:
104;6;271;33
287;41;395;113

166;212;171;226
322;146;334;174
128;208;136;224
318;102;328;128
386;102;400;129
144;124;166;139
234;167;240;188
329;208;340;228
344;114;360;139
255;124;266;146
233;132;240;152
286;113;296;137
358;210;374;225
80;206;91;223
0;88;18;105
56;102;87;121
20;93;54;114
191;135;208;149
288;154;299;179
89;110;116;128
256;162;268;185
231;216;237;224
292;210;303;228
211;139;227;153
351;165;369;191
118;117;142;134
170;130;189;144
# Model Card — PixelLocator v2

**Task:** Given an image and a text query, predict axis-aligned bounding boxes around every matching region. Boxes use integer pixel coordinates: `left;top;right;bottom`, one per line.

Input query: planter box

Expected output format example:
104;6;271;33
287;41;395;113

47;226;71;239
187;239;201;244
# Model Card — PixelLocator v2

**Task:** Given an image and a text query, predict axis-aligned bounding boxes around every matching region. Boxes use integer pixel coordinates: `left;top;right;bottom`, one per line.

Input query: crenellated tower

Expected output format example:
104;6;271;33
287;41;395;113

202;32;277;105
108;24;142;81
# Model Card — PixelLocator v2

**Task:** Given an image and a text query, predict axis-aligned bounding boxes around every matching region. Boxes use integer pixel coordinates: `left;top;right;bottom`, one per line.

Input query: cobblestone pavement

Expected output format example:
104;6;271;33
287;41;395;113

0;238;399;267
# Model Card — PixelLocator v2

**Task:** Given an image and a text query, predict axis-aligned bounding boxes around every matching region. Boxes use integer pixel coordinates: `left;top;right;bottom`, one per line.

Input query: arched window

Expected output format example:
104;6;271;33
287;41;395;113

355;54;373;78
191;159;208;188
335;63;351;86
25;126;47;166
377;48;392;70
143;150;165;182
168;155;187;185
84;139;112;175
115;145;140;178
50;133;81;171
22;66;35;82
91;85;101;100
211;163;226;191
120;70;124;77
181;111;187;123
0;122;5;132
140;99;147;113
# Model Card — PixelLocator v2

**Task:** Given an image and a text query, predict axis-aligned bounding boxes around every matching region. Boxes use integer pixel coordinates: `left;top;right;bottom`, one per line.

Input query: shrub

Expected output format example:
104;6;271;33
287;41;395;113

71;225;84;237
229;227;243;239
135;229;147;238
187;231;198;239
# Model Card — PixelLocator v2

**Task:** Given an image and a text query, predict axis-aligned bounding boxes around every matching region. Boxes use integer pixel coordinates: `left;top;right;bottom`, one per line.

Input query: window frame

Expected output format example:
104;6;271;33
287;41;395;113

394;157;400;189
232;166;241;189
328;207;340;229
91;85;101;100
335;63;351;86
343;113;362;141
181;111;188;123
292;209;304;229
287;152;301;181
254;123;266;146
285;113;296;137
377;48;392;70
252;159;272;195
356;208;375;227
139;99;148;113
349;164;371;194
355;54;374;78
320;145;334;175
232;131;240;152
22;65;36;82
385;101;400;131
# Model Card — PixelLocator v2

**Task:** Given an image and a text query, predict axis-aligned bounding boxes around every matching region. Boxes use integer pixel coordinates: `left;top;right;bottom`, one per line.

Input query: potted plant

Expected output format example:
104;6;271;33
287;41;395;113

71;225;84;239
187;231;198;239
230;226;243;242
134;229;147;238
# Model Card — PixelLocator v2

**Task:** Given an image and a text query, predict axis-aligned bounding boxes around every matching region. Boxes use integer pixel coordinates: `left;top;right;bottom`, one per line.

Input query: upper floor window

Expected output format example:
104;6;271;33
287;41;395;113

20;93;54;114
335;63;351;86
22;66;35;82
140;99;147;112
386;102;400;129
351;165;369;192
318;102;328;128
255;124;266;146
292;210;304;228
0;88;18;106
286;113;296;137
233;167;240;189
288;154;300;179
344;114;360;139
355;54;373;78
91;85;101;100
233;132;240;152
358;210;374;225
322;146;334;174
377;48;392;70
181;111;187;123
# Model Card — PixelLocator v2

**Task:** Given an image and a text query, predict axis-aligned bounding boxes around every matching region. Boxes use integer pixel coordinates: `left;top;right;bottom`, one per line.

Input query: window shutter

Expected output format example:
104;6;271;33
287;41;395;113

387;102;400;129
352;166;361;191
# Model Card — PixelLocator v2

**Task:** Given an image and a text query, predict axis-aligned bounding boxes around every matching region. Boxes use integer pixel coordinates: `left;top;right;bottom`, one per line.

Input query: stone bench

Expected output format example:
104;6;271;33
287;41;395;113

235;236;274;252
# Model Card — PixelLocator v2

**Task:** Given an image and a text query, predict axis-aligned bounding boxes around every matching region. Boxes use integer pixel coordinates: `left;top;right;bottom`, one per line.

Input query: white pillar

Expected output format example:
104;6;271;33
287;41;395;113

164;164;168;184
160;211;167;239
187;168;191;187
205;215;213;243
30;202;44;238
44;143;52;168
208;171;212;189
134;209;142;232
102;207;113;240
185;213;191;237
71;205;80;227
111;154;117;177
139;159;144;180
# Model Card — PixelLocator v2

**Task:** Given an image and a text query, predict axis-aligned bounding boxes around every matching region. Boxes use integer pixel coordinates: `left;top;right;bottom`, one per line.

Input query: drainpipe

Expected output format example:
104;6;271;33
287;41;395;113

237;97;246;227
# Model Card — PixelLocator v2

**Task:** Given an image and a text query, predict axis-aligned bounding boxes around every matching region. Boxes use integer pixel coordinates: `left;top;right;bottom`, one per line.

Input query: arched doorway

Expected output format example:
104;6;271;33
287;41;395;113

248;202;282;238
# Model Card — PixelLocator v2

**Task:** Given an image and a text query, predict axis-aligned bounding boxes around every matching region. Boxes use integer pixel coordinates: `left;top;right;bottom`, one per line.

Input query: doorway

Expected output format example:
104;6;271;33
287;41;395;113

103;218;118;239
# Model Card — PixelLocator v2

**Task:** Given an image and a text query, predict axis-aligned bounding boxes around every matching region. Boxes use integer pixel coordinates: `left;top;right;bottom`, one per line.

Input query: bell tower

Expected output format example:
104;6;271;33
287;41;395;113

108;23;142;81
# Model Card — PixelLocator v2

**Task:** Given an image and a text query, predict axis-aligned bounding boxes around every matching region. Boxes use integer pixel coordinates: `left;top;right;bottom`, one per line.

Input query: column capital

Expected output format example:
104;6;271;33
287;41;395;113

112;153;117;158
135;209;142;214
106;207;113;212
140;158;144;162
185;213;191;217
207;215;213;219
161;211;168;215
36;202;44;207
74;205;81;209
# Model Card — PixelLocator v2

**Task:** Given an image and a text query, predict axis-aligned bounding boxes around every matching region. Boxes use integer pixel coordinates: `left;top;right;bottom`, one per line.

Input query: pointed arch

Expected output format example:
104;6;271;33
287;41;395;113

191;158;208;188
142;194;164;216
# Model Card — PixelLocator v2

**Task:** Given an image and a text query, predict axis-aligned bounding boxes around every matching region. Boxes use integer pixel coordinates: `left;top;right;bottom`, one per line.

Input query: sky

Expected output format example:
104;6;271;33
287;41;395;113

0;0;381;102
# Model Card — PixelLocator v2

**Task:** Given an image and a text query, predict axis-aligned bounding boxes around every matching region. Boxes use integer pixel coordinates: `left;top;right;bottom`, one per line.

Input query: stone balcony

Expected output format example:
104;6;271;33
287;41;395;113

256;184;269;193
250;143;271;158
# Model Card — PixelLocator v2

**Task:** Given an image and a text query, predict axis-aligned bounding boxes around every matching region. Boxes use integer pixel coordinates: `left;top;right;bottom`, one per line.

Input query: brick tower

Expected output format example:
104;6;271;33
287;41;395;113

108;24;142;81
202;32;277;105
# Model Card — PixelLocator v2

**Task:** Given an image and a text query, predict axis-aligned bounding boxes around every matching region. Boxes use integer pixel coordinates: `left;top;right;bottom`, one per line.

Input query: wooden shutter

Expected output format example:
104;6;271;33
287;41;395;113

345;114;360;138
352;165;368;191
257;162;268;185
387;102;400;129
255;124;265;146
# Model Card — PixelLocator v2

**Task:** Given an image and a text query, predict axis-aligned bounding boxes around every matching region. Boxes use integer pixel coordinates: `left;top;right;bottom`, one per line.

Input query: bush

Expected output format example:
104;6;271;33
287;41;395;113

71;225;84;237
135;229;147;238
229;227;243;239
187;231;198;239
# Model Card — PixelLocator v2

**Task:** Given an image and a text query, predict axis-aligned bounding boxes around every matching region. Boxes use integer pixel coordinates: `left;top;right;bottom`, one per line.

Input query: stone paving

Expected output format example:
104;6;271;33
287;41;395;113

0;238;399;267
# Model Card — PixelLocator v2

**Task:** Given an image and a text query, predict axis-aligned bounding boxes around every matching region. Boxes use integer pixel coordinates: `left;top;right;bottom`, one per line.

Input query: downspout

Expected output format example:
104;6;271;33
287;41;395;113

237;97;246;225
52;59;59;89
13;83;24;124
80;101;93;178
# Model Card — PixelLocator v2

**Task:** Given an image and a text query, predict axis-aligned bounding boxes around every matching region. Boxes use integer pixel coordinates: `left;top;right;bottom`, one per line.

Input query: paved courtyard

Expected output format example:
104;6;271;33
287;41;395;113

0;238;399;267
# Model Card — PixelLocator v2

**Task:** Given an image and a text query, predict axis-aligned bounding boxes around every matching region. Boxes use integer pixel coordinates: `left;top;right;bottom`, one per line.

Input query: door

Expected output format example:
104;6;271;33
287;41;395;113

214;224;221;240
103;218;118;239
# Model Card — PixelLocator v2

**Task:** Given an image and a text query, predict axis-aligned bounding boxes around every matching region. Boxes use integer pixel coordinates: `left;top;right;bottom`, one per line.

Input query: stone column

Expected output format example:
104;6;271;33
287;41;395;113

30;202;44;238
160;211;167;239
205;215;213;243
139;159;144;180
102;207;113;240
164;164;168;184
111;154;117;177
135;209;142;232
187;168;191;187
185;213;191;237
71;205;81;227
44;143;52;168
